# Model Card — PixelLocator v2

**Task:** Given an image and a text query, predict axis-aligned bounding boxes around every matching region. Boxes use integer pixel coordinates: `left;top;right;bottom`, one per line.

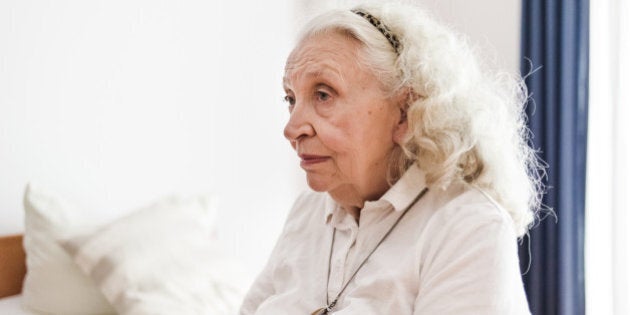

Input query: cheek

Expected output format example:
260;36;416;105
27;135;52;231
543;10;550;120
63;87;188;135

315;119;357;155
353;111;398;157
313;105;397;158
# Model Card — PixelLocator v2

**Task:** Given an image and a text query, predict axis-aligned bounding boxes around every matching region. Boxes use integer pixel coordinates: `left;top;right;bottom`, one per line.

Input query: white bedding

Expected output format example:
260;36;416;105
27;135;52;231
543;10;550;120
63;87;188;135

15;186;247;315
1;187;247;315
0;295;34;315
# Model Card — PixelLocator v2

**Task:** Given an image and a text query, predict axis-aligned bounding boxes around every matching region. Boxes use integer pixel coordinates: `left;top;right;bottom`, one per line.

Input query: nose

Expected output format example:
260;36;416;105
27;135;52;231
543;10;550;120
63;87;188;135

283;102;315;149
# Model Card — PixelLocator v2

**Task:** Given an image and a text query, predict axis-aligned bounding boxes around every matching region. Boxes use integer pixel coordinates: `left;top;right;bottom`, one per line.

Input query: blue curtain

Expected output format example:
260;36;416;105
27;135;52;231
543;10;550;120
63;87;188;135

518;0;589;314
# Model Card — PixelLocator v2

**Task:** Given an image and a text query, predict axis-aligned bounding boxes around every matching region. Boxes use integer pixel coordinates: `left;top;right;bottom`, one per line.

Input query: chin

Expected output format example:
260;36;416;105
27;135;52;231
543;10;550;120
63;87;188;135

305;176;331;192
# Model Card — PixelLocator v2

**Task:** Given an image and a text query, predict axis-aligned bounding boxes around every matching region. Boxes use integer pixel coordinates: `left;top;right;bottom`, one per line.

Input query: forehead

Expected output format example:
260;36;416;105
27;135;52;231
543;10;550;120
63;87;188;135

283;32;366;87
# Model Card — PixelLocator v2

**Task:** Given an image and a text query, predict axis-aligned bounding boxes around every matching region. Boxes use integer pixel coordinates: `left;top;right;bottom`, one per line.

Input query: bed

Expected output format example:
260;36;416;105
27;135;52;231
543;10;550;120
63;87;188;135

0;234;30;314
0;185;248;315
0;295;27;315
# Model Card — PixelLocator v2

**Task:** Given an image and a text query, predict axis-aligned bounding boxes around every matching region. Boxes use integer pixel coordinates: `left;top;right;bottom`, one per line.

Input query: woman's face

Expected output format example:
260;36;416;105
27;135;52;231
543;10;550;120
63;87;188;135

283;32;407;204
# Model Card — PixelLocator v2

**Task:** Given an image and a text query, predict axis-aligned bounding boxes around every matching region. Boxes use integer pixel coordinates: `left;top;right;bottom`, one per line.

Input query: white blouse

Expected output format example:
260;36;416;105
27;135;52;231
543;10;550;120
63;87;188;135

240;165;531;314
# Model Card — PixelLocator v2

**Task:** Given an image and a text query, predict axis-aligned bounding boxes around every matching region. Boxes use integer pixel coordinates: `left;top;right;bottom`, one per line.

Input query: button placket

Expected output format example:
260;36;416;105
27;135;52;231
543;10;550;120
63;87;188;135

345;202;395;281
327;213;359;300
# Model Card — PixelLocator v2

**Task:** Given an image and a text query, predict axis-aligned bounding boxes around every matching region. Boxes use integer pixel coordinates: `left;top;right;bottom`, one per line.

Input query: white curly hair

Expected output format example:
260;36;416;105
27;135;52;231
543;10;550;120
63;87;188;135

292;2;544;236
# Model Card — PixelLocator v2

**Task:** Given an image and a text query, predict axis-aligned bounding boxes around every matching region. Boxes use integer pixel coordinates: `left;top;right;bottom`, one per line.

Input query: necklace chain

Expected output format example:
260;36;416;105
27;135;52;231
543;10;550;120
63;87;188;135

313;187;429;315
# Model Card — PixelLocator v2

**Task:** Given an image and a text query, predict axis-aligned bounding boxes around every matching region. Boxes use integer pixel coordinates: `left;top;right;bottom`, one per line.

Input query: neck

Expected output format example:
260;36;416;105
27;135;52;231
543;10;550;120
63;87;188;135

328;180;391;221
329;187;363;219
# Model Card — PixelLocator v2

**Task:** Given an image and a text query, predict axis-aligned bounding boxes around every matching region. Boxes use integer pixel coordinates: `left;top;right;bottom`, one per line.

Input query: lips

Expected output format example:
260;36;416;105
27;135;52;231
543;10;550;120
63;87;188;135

299;154;330;167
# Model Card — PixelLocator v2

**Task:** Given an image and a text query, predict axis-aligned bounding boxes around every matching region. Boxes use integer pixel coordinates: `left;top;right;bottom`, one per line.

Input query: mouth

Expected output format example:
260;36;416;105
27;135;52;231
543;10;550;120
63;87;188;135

299;154;330;167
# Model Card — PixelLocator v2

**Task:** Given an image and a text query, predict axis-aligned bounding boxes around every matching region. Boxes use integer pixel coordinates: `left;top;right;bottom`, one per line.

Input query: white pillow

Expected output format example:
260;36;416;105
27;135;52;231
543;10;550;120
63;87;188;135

22;183;116;315
59;192;246;315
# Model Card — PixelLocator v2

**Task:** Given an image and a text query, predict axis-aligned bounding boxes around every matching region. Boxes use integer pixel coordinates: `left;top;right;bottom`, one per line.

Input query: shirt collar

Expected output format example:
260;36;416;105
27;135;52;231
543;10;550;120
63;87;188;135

323;164;427;223
323;194;337;224
381;164;427;212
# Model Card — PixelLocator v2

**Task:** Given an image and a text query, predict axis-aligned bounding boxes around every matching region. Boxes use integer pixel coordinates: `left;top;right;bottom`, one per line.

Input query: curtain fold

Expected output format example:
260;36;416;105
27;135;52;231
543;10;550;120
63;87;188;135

518;0;589;314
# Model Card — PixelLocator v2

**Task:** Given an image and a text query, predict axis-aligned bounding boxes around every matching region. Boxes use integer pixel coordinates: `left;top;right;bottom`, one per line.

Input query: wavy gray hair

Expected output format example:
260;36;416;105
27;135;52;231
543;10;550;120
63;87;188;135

294;2;544;236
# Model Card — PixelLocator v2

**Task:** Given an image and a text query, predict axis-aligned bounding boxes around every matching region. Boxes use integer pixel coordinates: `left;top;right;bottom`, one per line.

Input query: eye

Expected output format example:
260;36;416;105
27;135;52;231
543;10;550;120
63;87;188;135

283;95;295;105
283;95;296;113
316;90;331;102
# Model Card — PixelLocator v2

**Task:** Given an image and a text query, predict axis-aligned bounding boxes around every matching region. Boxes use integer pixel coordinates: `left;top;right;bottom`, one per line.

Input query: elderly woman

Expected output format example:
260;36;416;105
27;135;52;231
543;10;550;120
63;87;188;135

241;3;541;314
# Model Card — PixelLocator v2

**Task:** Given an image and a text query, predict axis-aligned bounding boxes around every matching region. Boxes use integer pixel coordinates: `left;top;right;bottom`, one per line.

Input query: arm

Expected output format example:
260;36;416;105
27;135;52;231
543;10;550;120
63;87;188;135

413;205;530;315
239;259;276;315
239;192;313;314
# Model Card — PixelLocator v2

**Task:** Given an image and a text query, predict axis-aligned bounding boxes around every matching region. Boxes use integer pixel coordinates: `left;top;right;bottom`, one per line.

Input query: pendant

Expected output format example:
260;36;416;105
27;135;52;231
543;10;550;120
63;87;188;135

311;307;328;315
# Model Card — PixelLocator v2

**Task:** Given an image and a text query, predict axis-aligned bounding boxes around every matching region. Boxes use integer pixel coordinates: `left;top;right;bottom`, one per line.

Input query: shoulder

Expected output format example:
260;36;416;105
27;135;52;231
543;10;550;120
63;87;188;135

415;183;519;261
413;184;529;313
430;183;515;237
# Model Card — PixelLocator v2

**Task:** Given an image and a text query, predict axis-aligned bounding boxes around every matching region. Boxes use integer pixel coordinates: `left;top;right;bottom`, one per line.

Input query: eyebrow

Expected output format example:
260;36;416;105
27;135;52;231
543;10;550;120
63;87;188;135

283;64;344;90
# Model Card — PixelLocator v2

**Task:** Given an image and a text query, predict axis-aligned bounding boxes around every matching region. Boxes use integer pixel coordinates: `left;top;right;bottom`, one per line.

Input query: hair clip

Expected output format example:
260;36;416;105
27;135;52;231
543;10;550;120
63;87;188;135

352;9;401;54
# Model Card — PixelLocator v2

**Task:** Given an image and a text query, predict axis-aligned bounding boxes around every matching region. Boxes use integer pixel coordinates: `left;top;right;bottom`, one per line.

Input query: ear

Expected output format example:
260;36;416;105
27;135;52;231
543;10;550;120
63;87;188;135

393;89;415;145
393;106;408;145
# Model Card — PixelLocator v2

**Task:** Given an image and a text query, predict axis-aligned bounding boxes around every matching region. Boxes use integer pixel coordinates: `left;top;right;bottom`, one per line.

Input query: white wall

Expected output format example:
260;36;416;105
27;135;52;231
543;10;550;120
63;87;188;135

1;0;520;279
586;1;630;314
418;0;521;74
294;0;521;74
0;0;301;278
